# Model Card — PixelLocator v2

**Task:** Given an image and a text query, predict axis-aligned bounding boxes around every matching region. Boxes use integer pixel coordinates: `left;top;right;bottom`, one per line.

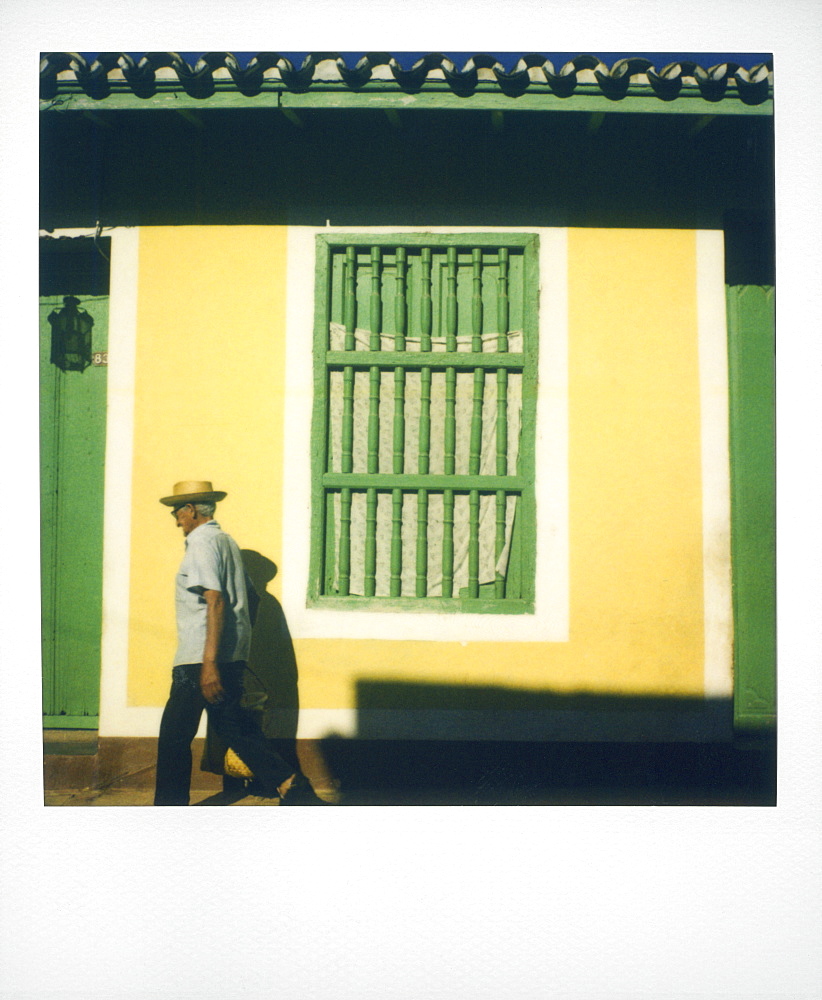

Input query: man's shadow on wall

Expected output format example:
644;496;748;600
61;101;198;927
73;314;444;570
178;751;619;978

201;550;299;776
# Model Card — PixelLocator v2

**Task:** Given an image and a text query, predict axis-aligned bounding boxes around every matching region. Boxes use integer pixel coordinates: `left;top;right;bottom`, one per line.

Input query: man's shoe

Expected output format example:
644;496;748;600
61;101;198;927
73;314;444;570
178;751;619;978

279;772;329;806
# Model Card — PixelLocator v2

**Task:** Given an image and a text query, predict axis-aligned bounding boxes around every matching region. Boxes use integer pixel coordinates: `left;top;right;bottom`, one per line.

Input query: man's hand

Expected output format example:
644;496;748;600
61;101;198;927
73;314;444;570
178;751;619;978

200;659;224;704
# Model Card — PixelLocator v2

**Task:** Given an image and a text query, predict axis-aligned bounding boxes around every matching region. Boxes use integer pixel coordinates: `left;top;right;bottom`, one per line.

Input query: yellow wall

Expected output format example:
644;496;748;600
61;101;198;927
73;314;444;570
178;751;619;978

128;226;705;708
128;227;288;704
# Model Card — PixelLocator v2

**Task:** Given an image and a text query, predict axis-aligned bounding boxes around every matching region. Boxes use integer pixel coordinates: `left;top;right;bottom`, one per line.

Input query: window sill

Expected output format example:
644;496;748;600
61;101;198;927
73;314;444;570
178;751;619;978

307;595;534;615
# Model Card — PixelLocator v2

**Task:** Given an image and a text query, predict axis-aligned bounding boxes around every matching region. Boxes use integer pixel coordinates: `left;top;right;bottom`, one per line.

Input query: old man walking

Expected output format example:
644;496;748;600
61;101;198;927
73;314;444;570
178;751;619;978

155;481;321;805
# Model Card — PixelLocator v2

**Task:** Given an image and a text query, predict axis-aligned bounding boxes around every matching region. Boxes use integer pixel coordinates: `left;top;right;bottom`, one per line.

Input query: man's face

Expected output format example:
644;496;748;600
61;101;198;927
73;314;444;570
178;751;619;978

173;504;197;536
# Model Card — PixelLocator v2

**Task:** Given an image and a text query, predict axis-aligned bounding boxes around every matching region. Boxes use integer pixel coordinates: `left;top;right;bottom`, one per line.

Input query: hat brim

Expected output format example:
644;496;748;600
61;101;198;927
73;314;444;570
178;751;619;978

160;491;227;507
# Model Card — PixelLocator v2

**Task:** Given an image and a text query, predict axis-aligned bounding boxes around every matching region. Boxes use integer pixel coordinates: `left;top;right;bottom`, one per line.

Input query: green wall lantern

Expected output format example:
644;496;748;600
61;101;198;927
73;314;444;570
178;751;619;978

48;296;94;372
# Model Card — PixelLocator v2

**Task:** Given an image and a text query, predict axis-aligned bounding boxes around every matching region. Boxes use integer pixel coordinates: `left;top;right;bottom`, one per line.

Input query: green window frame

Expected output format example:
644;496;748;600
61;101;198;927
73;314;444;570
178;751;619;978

309;233;540;614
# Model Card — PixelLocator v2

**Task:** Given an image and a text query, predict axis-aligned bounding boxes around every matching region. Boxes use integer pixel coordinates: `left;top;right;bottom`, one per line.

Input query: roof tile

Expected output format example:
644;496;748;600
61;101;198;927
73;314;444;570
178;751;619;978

39;52;774;104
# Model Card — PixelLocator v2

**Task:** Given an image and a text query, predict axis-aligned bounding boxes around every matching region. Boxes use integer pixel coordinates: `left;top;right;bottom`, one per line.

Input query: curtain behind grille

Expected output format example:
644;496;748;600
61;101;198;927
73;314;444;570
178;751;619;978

328;323;523;597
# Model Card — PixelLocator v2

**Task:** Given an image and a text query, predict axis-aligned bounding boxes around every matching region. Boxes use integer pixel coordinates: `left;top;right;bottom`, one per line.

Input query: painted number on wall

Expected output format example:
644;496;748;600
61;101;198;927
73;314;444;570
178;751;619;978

92;352;108;366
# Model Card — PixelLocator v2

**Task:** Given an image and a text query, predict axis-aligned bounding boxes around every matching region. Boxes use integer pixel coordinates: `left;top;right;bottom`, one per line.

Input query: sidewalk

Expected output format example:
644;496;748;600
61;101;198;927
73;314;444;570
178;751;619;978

42;731;777;806
42;731;339;806
44;787;282;806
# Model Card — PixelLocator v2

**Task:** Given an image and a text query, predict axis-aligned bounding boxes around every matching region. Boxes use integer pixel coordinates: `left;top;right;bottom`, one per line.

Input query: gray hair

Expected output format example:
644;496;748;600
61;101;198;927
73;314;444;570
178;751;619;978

193;501;217;518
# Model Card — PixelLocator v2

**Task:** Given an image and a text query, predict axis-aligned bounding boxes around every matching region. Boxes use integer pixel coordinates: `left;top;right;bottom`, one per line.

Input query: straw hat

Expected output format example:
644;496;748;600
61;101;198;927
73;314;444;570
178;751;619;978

159;480;227;507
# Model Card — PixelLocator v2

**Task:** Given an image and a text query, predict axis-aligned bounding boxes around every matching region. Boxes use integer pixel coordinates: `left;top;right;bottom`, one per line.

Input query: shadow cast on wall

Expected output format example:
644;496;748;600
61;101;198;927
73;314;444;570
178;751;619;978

241;550;299;738
194;585;776;806
201;550;299;774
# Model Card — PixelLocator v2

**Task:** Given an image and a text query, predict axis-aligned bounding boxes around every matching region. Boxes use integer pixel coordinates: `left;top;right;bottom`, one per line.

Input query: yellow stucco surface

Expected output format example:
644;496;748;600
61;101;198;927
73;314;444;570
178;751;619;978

128;227;705;708
290;228;705;706
128;227;288;704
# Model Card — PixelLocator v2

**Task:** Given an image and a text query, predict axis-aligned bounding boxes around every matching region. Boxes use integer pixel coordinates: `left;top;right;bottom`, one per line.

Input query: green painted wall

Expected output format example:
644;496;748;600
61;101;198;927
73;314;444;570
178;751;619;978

727;284;776;731
40;295;109;727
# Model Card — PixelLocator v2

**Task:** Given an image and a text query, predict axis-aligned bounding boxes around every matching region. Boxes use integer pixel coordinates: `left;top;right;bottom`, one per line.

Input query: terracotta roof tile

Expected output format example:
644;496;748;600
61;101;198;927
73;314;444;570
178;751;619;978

39;52;773;104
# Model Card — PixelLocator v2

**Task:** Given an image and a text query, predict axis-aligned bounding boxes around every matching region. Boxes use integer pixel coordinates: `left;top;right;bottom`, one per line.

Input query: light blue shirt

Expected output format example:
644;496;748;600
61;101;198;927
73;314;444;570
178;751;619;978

172;520;253;666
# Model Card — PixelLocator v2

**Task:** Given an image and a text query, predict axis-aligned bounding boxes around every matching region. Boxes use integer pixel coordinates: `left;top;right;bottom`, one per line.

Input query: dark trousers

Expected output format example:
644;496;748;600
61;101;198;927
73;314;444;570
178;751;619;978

154;662;295;805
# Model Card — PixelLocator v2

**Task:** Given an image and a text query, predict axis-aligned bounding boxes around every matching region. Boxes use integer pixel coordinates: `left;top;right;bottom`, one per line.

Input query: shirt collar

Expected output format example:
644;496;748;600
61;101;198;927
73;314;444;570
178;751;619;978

184;519;220;546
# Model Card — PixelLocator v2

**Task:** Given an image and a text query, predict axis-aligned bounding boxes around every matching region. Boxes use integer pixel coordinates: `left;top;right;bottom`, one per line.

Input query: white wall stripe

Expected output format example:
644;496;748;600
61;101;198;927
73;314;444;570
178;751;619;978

697;230;734;698
96;228;164;737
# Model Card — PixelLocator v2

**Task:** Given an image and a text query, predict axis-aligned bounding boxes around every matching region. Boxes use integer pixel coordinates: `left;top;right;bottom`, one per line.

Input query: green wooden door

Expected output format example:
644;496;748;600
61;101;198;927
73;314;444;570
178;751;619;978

40;294;109;728
726;284;776;732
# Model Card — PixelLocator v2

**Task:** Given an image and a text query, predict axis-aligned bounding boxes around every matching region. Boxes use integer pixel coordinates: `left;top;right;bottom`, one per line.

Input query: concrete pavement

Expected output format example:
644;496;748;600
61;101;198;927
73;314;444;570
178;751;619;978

43;730;777;806
44;786;282;806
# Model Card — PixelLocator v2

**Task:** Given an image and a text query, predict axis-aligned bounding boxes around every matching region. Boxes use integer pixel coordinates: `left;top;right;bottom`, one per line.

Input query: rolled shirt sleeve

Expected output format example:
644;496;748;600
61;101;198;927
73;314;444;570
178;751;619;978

181;532;224;595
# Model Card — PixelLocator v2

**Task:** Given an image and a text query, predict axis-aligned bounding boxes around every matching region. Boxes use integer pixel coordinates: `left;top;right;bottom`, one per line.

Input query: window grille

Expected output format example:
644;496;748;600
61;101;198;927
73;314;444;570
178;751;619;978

309;234;539;613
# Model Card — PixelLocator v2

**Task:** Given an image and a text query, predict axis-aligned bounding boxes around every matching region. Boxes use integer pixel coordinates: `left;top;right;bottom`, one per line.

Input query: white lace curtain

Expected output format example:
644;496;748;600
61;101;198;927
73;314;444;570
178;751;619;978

327;323;523;597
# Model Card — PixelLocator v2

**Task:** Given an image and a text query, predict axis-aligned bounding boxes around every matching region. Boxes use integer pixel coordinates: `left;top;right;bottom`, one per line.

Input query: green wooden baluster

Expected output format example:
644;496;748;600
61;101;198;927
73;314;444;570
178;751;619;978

442;246;458;597
470;249;485;468
416;248;433;597
468;490;481;597
416;490;428;598
391;493;403;597
393;245;408;461
497;247;509;348
324;491;337;595
494;489;508;598
419;246;433;467
495;392;508;598
365;488;378;597
471;247;483;350
339;246;357;596
468;248;484;598
442;487;455;598
339;491;352;596
364;246;381;597
495;248;510;598
368;245;382;462
391;247;407;597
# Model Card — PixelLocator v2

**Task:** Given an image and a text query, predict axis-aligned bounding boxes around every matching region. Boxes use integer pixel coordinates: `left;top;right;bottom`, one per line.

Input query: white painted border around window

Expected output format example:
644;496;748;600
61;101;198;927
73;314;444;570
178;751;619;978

283;226;570;643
